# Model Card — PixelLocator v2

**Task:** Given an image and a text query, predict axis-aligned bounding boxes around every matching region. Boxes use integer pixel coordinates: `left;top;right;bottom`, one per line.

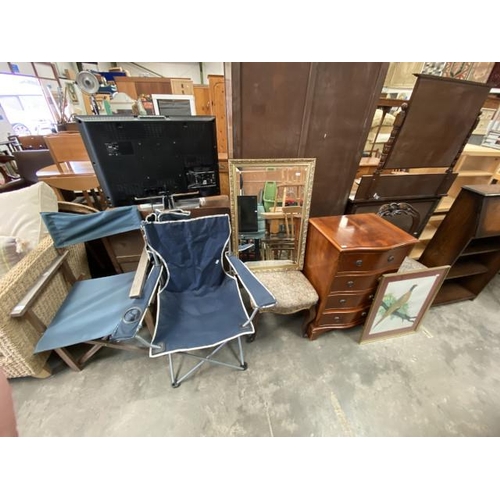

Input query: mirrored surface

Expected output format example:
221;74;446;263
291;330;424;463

228;158;316;271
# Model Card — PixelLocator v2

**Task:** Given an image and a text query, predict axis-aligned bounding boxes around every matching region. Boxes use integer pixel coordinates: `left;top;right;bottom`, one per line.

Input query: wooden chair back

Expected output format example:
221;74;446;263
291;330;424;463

272;183;304;212
42;133;104;210
17;135;47;150
44;133;90;166
282;205;302;239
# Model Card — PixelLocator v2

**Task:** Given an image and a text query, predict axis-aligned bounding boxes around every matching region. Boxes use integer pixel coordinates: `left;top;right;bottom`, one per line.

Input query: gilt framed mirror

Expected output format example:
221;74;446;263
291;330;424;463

228;158;316;271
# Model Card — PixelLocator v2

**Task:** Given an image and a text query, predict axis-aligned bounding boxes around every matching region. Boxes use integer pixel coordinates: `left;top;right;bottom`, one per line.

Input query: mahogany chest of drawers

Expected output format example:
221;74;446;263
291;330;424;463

303;214;418;340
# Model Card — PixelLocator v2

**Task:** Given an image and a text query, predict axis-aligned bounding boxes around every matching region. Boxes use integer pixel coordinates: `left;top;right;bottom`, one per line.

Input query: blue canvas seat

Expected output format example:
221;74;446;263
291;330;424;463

143;213;276;388
11;205;163;372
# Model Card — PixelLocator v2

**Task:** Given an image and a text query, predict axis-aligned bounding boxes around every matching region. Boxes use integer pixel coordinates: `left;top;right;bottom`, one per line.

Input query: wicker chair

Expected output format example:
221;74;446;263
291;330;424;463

0;224;89;379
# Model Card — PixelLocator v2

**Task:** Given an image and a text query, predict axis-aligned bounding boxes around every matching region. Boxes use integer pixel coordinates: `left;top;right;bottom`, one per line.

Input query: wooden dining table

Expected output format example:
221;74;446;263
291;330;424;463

36;161;103;208
36;161;97;181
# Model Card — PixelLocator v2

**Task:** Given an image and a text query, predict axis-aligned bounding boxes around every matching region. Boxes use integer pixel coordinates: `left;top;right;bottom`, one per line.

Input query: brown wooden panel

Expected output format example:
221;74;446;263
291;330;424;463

476;185;500;237
114;79;138;100
233;62;311;158
135;81;172;97
304;63;389;216
114;77;173;100
354;173;458;199
420;188;479;267
384;75;491;169
209;75;228;156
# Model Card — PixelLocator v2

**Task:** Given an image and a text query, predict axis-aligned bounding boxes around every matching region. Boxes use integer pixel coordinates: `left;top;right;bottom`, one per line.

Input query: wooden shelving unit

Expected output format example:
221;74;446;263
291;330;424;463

420;185;500;306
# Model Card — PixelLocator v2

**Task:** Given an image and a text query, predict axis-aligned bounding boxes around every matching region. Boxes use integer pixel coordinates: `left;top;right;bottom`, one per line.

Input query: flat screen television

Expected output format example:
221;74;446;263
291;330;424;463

76;115;220;207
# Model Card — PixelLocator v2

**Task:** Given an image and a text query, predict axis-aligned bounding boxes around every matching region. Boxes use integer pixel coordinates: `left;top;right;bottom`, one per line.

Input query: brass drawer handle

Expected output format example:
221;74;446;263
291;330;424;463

347;280;354;288
369;294;374;300
334;316;341;322
361;311;367;317
339;299;346;305
387;255;395;262
355;259;363;267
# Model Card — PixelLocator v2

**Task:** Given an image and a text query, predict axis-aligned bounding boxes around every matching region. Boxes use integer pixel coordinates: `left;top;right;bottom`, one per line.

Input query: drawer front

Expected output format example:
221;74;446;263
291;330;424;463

317;307;369;327
325;290;375;310
338;247;409;273
330;274;381;293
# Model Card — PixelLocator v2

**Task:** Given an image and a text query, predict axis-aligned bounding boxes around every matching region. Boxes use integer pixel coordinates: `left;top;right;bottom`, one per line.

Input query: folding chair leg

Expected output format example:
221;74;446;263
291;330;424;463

55;348;82;372
168;338;248;389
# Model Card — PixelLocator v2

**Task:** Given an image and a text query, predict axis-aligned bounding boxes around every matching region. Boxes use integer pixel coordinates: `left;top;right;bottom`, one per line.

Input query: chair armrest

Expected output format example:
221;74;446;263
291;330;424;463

226;254;276;310
129;247;149;298
10;251;69;318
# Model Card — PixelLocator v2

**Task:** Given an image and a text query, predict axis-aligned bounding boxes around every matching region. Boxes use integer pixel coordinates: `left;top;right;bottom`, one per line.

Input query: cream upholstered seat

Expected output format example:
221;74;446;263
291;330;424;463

250;269;319;338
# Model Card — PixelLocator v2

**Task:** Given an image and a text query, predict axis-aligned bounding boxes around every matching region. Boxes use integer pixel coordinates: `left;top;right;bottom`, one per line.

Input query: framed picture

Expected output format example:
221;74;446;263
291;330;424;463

359;266;450;344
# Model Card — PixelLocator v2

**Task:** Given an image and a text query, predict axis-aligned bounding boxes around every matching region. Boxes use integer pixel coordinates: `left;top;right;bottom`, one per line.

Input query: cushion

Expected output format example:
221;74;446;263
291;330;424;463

0;235;27;278
252;270;319;314
0;182;57;253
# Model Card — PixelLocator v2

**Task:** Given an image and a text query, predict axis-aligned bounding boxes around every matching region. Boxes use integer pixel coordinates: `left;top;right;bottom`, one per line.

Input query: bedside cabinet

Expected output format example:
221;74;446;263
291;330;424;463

303;214;418;340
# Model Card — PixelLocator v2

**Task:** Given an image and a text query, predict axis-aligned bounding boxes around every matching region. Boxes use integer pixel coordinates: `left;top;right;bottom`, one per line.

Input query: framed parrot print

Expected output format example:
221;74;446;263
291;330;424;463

359;266;450;344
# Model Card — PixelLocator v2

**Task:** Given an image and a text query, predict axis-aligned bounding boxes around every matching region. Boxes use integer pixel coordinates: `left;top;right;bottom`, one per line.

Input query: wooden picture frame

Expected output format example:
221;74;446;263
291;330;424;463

359;266;450;344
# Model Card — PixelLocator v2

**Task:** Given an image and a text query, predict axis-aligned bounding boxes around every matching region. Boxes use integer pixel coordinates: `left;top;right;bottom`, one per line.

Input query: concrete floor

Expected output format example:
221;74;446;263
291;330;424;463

9;273;500;437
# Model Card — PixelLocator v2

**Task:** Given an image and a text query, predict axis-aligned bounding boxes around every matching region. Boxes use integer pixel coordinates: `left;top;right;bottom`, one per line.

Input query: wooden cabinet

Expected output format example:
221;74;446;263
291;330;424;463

208;75;228;157
194;84;211;115
303;214;417;339
419;184;500;305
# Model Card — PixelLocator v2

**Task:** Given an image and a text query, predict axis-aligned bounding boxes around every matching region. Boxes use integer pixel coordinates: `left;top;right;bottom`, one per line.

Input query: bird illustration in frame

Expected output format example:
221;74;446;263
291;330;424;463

374;284;418;328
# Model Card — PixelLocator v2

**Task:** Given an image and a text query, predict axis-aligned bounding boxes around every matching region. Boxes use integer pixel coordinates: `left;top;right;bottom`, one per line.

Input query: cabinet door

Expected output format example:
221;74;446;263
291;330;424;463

385;62;424;89
209;75;228;156
194;85;211;115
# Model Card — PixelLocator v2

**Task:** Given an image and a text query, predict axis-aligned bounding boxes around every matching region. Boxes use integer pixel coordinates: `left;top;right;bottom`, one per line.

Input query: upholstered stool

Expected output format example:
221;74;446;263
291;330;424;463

249;269;319;341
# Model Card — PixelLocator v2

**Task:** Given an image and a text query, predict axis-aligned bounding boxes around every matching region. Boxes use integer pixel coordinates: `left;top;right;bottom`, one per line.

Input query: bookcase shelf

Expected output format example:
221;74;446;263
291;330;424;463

419;185;500;305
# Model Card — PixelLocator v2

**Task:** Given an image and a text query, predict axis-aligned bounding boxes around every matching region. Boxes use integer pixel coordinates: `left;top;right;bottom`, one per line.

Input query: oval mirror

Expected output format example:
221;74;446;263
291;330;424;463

228;158;316;271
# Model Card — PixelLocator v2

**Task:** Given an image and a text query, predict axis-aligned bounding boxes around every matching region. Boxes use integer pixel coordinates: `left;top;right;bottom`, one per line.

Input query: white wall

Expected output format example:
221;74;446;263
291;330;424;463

202;62;224;84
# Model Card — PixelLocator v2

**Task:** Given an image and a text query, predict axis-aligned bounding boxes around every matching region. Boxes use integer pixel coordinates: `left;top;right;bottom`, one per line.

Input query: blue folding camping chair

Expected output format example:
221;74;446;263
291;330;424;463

11;205;164;371
142;212;276;387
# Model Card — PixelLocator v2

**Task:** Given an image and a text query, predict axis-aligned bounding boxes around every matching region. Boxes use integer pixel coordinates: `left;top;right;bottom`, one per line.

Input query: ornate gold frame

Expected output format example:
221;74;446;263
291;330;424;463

228;158;316;271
